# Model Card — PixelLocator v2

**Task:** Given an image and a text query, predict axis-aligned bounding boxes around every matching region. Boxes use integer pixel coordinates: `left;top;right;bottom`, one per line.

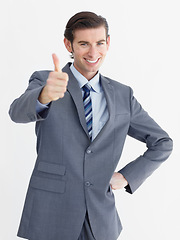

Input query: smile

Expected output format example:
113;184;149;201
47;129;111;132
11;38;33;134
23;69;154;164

85;58;100;64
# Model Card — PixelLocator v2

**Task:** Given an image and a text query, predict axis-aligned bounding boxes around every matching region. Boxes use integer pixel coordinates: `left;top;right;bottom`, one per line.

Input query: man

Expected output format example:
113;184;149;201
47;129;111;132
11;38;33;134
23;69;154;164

9;11;173;240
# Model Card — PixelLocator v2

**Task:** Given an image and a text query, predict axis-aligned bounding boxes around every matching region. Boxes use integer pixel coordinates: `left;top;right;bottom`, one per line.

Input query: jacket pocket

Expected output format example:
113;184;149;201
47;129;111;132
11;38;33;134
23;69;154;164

30;175;65;193
37;161;66;175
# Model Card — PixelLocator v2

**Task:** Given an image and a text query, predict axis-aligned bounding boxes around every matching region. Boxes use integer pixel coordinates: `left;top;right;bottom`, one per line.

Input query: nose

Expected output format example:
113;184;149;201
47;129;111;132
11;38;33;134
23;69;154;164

87;46;98;58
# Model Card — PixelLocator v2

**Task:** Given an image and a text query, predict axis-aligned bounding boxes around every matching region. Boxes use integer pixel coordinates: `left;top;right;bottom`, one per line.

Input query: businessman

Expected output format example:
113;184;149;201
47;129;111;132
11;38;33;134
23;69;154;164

9;11;173;240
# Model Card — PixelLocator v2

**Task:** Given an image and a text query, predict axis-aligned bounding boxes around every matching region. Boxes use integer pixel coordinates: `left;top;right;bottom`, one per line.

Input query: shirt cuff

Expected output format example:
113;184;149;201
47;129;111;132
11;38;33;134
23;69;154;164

36;100;50;113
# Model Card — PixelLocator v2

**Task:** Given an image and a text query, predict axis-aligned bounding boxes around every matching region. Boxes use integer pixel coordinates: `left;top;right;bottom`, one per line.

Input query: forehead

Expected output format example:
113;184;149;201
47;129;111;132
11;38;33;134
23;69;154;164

73;26;107;42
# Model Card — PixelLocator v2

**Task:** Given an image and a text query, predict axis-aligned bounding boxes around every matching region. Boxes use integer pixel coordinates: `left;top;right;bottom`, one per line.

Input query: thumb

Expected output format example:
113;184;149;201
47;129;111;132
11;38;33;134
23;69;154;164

52;53;62;72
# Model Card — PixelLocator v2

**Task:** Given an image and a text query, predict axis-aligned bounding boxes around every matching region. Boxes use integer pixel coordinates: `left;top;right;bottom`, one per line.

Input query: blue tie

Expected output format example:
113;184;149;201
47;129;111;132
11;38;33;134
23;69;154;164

82;83;93;141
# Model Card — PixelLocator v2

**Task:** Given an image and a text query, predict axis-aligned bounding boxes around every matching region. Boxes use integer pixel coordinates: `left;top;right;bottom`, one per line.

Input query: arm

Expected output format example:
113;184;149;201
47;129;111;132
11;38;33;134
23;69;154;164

112;89;173;194
9;54;68;123
9;71;51;123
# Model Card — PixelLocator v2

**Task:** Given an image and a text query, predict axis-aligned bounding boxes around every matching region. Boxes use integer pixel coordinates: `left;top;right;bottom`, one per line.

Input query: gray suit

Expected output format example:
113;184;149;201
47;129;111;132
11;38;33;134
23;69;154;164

9;63;173;240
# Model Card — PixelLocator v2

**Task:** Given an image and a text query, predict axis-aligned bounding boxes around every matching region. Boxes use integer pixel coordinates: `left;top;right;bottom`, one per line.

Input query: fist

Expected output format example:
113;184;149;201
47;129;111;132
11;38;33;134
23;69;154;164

110;172;128;190
38;53;69;104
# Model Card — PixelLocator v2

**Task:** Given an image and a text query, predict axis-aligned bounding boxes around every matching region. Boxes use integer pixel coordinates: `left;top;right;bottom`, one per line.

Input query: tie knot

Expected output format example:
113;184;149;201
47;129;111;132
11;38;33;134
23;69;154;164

82;83;91;93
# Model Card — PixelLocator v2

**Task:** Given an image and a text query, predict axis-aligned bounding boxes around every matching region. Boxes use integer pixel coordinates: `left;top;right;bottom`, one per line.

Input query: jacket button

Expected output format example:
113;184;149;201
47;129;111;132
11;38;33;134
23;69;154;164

86;149;92;154
85;181;91;187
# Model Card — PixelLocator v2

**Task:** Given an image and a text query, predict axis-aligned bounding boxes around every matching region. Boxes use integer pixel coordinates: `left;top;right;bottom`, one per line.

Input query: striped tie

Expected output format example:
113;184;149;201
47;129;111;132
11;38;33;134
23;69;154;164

82;83;93;141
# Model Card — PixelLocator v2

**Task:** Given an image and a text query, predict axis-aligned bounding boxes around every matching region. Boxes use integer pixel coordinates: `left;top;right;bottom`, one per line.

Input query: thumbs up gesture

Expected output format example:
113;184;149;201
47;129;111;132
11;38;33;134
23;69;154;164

38;54;69;104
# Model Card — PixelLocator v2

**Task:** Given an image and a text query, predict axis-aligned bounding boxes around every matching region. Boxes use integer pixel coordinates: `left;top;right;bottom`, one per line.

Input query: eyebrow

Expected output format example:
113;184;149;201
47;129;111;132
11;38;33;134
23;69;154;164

78;39;106;44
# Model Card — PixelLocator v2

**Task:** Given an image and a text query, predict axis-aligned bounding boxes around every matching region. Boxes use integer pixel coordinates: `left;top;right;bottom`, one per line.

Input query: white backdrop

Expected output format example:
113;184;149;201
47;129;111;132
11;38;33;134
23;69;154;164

1;0;180;239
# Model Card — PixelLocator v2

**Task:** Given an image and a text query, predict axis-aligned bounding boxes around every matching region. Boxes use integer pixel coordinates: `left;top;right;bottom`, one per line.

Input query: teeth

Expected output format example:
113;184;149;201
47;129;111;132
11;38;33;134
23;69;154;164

86;59;99;63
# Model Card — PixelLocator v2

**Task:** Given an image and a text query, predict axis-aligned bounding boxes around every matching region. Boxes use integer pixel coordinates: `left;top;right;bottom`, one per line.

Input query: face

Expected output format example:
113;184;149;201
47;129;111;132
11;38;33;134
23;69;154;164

64;26;110;80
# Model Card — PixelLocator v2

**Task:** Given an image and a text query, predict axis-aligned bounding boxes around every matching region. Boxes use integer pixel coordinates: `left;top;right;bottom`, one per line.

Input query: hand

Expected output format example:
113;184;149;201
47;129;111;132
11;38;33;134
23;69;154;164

110;172;128;190
38;53;69;104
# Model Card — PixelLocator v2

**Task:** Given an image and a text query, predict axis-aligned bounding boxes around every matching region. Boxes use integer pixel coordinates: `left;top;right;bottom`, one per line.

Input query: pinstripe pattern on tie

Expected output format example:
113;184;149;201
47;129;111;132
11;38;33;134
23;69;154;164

82;83;93;141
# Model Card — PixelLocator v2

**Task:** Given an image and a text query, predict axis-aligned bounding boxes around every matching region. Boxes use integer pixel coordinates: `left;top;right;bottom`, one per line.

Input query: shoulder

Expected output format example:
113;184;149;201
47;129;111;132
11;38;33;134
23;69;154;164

30;70;51;80
101;75;133;95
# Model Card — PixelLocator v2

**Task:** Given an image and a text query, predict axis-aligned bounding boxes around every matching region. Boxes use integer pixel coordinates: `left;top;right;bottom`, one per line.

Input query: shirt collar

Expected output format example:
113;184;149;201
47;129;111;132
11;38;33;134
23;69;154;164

70;63;101;93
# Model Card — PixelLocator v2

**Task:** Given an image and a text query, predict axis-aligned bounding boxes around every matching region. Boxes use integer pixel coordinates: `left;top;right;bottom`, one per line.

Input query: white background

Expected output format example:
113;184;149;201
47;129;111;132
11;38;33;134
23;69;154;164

1;0;180;239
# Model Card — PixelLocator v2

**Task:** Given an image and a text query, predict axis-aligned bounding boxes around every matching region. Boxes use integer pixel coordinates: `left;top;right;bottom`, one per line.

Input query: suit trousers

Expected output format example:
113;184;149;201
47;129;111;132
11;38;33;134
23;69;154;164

78;211;96;240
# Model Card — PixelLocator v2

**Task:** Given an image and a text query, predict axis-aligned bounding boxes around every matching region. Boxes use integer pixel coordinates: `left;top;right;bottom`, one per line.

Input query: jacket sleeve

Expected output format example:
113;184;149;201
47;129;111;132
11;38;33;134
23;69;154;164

118;88;173;194
9;71;51;123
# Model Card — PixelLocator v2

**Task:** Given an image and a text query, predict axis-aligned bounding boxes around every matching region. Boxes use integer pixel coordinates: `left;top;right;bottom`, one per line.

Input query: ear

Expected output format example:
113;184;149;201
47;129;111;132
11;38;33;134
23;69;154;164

106;35;110;50
64;38;73;53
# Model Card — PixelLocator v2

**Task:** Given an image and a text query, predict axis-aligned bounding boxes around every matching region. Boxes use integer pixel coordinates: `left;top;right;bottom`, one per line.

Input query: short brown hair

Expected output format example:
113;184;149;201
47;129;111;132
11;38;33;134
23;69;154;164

64;11;109;44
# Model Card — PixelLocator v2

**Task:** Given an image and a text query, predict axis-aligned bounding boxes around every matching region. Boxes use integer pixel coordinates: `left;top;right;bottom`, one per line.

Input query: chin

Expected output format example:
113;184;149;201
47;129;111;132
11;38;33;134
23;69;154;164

87;63;101;71
87;67;99;74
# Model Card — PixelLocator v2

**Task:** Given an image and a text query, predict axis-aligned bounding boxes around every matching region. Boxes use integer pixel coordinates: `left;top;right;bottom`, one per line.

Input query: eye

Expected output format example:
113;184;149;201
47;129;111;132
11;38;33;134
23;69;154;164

80;43;88;46
97;42;104;46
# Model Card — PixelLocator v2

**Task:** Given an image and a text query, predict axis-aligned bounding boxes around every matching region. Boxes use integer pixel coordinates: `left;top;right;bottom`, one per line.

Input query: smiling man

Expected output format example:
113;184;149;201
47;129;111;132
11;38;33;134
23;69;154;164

9;11;173;240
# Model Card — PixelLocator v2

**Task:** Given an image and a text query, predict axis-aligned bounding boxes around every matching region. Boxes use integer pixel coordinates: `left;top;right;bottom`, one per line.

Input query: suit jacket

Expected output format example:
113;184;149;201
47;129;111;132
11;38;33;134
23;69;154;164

9;63;173;240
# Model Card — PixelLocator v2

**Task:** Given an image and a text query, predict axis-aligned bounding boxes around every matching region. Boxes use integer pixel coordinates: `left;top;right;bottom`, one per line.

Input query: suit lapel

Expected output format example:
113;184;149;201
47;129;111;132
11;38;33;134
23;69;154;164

91;75;115;145
101;75;115;123
63;63;90;139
